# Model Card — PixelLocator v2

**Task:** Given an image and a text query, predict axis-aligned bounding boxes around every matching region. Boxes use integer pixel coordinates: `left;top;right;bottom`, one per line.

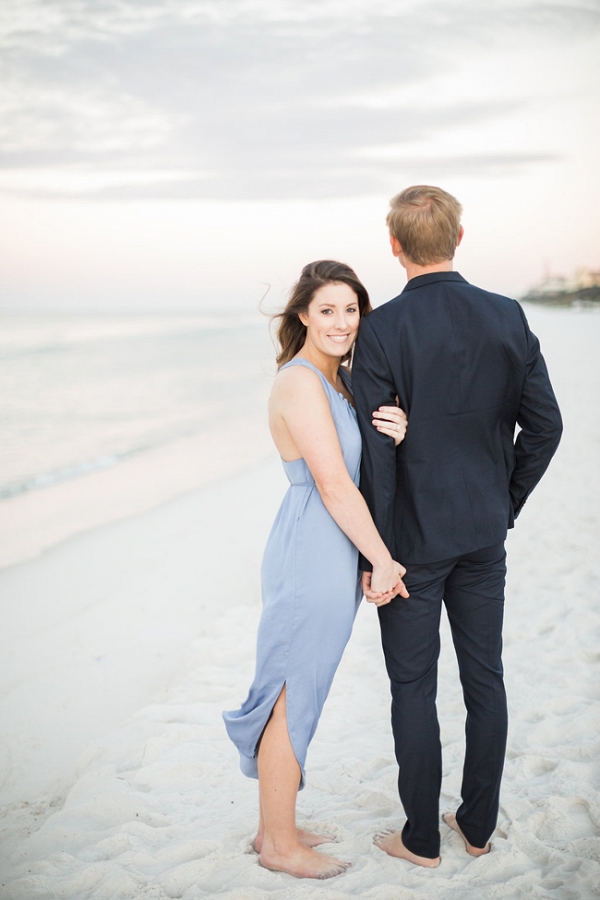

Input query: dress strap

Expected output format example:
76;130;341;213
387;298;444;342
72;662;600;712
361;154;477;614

280;358;351;395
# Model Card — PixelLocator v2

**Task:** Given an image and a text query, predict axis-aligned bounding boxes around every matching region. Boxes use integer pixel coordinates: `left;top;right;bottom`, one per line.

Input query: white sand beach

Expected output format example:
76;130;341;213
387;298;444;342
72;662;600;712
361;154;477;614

0;305;599;899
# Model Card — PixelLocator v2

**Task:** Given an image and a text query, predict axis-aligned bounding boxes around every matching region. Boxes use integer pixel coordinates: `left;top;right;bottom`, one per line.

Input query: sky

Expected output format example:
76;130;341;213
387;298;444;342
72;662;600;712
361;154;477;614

0;0;599;312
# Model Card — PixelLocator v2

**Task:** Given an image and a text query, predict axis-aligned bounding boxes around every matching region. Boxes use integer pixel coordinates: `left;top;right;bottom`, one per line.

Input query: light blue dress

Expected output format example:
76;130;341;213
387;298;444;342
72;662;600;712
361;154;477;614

223;358;363;788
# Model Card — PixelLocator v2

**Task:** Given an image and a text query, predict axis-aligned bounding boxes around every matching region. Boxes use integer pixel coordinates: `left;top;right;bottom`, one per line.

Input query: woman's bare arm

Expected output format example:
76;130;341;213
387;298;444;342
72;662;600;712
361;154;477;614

270;366;407;597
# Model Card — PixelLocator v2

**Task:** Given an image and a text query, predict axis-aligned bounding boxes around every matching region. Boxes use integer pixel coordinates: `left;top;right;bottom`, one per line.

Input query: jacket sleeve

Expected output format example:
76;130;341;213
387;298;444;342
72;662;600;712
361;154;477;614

352;316;398;571
510;306;563;519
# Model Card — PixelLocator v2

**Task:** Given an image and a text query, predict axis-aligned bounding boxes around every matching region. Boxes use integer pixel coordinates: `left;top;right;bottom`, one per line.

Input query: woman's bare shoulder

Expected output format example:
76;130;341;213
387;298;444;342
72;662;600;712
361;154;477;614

270;361;325;403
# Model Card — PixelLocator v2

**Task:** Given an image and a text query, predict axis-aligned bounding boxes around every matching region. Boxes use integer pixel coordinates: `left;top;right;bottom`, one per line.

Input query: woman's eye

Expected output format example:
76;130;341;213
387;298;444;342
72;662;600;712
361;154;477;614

347;307;357;313
321;308;333;314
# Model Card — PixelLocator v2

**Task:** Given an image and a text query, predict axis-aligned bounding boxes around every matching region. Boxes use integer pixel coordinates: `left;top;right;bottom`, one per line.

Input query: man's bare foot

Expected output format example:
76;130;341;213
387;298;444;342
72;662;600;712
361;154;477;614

373;829;441;868
258;843;350;880
251;828;334;854
442;813;491;857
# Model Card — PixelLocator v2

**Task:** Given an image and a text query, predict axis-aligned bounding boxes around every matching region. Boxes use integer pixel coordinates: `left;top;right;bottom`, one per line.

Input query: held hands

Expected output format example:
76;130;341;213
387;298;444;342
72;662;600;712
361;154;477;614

362;561;409;607
372;401;407;446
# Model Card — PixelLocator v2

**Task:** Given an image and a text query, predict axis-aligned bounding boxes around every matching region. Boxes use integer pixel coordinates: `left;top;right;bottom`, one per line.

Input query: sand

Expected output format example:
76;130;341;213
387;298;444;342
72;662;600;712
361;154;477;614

0;305;599;899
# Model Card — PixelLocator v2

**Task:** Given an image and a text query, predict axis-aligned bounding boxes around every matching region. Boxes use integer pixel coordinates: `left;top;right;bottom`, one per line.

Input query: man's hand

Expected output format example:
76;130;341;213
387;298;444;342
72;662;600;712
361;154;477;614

362;569;409;607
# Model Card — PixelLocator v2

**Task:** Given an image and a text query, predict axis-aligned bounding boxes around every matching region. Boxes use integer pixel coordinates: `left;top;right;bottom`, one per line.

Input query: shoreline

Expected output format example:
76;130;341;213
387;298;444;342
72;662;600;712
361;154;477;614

0;408;273;571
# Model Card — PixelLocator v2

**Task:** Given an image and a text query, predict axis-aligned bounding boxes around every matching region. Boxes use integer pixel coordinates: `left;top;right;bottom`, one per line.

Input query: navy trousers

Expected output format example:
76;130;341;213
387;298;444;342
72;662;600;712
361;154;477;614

377;542;508;858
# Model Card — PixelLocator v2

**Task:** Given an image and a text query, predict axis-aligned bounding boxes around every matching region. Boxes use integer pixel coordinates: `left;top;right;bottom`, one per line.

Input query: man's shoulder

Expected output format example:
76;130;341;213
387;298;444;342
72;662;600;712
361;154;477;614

362;293;404;327
460;281;519;306
460;283;527;327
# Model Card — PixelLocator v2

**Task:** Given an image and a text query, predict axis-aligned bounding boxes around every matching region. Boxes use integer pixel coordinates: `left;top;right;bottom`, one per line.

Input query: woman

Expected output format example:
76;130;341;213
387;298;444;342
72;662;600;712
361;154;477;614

223;260;408;880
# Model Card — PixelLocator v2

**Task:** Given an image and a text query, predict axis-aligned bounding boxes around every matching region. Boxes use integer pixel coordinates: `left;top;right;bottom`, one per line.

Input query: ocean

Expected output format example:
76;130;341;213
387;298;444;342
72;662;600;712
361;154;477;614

0;312;277;565
0;312;274;498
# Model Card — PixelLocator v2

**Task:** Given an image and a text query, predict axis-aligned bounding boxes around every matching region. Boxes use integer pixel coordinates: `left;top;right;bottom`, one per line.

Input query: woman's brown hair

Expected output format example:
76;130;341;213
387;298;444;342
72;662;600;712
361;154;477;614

274;260;372;368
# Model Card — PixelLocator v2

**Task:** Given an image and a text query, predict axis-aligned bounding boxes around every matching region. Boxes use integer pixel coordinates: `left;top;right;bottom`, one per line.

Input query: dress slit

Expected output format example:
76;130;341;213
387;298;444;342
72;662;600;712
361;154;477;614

255;681;305;790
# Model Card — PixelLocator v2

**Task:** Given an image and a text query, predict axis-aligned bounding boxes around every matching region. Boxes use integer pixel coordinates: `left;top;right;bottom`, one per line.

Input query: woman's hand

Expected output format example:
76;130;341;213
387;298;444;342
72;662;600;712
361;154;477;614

372;403;408;446
362;560;409;606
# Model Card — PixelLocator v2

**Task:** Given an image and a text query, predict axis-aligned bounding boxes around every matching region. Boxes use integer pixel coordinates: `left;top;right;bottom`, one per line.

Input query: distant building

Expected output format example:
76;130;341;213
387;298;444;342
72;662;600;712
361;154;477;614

534;275;569;295
523;266;600;306
576;268;600;289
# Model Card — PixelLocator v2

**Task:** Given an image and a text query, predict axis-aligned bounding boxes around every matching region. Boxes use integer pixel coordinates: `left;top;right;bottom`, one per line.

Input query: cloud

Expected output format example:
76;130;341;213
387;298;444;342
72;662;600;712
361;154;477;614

0;152;559;202
0;0;597;200
78;150;561;201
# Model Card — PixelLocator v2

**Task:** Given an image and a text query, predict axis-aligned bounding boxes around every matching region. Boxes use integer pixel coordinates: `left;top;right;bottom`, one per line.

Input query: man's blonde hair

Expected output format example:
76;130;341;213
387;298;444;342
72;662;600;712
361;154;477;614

386;185;463;265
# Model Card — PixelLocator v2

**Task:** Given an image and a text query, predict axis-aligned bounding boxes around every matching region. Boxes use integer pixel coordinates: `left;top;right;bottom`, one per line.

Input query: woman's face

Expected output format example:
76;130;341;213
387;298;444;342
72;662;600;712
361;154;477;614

299;282;361;359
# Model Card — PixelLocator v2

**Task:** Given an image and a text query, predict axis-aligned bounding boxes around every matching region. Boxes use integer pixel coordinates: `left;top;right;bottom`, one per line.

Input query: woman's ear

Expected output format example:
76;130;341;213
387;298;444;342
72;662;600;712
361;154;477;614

298;310;309;327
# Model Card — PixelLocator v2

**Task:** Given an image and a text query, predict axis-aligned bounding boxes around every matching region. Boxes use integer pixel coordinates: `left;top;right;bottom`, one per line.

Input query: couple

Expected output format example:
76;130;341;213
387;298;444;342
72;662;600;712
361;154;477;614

223;185;562;879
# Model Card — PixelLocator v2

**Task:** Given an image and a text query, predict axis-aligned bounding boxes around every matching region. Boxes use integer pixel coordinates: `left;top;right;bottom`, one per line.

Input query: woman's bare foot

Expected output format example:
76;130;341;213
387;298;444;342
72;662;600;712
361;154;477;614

252;827;334;854
259;842;350;880
442;812;491;857
373;829;441;868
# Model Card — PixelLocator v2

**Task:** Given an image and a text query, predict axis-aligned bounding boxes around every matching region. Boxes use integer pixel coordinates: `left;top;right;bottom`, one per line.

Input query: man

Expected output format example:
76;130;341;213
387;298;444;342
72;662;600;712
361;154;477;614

352;185;562;867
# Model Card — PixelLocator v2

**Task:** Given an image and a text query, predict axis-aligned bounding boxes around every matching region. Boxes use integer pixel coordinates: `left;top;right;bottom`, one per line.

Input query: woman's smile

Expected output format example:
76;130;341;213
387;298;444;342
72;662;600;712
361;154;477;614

299;282;361;360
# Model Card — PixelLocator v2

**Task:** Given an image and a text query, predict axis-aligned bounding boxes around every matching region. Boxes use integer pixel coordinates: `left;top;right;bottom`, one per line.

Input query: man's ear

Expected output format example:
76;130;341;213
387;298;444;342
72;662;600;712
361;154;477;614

389;233;403;258
456;225;464;248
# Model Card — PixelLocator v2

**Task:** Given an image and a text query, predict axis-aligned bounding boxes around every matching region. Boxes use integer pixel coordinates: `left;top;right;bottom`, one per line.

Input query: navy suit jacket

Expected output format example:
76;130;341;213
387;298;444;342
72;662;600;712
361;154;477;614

352;271;563;566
